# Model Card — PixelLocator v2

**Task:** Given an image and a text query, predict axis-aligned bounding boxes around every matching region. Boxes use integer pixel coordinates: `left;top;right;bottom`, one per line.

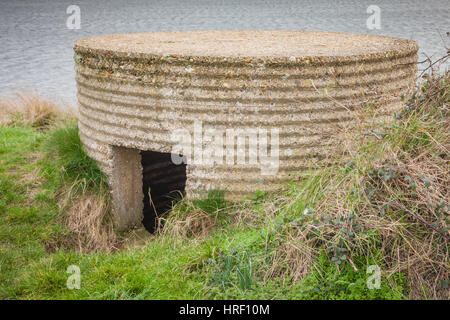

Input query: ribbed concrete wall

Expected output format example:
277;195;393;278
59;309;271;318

74;31;417;228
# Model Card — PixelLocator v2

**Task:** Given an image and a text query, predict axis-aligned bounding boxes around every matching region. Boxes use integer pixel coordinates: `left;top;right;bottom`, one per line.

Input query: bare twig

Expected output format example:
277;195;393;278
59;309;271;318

389;201;449;241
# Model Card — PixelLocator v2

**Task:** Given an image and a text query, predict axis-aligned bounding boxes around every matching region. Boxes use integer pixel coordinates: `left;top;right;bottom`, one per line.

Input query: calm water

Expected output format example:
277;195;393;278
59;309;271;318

0;0;448;106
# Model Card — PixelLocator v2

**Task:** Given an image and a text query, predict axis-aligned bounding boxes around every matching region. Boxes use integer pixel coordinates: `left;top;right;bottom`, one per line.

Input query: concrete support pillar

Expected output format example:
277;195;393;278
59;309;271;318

110;146;143;231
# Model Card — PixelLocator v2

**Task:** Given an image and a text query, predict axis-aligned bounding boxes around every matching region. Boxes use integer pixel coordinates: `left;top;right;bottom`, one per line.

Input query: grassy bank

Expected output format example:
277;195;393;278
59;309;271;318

0;70;448;299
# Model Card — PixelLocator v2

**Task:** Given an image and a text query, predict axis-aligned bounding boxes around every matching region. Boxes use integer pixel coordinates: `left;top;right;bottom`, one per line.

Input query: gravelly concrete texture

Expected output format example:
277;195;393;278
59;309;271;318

74;30;418;230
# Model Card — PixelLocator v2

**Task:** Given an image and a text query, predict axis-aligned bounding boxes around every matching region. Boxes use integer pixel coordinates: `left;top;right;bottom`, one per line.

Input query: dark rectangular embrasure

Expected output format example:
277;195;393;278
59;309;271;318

141;150;187;233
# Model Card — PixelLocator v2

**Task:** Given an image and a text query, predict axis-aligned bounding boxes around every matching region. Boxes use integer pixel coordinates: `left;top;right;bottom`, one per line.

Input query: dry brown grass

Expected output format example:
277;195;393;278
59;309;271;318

0;90;67;128
363;73;449;299
160;208;218;239
63;194;120;253
158;191;232;239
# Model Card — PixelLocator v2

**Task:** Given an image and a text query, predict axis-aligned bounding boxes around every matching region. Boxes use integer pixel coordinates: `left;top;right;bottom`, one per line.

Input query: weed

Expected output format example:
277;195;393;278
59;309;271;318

0;91;65;129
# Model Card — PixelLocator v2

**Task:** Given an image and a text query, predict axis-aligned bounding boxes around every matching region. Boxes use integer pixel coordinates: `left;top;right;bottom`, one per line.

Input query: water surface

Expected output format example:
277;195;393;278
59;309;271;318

0;0;448;106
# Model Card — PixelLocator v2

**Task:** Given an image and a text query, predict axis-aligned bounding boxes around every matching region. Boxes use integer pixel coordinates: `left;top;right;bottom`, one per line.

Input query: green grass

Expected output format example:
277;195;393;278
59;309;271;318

41;120;108;196
0;123;413;300
0;72;448;299
0;127;65;298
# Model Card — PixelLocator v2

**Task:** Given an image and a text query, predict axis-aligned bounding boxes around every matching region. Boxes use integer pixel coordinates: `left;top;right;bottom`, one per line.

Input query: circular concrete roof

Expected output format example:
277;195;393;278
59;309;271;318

74;30;417;58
